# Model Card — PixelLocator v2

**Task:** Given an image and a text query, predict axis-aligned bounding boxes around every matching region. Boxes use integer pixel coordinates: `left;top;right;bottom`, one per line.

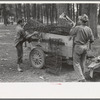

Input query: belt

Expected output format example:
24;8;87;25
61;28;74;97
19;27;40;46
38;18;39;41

74;43;87;45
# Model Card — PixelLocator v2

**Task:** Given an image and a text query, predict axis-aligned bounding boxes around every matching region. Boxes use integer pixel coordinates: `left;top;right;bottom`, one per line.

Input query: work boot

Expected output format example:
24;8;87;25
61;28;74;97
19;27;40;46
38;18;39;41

17;64;23;72
78;79;87;82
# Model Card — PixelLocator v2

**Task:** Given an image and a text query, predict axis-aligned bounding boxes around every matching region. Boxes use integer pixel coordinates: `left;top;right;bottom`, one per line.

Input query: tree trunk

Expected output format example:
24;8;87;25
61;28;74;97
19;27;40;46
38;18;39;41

23;4;26;21
98;9;100;25
51;4;56;24
2;4;8;26
76;4;79;23
69;4;72;19
36;4;40;20
55;4;58;24
89;4;98;38
15;4;18;22
81;4;90;15
18;4;22;19
81;4;98;38
45;4;49;25
79;4;82;15
72;4;75;22
40;4;43;22
26;4;30;20
32;4;36;19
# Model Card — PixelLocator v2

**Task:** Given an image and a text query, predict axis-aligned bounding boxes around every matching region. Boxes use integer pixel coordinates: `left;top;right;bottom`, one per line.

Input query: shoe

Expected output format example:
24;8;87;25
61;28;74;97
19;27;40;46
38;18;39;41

17;67;23;72
78;79;87;82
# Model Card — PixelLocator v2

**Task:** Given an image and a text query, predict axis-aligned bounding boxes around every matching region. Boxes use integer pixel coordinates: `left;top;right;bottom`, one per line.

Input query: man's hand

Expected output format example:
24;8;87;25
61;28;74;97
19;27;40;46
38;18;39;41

32;31;39;36
69;36;73;41
25;31;39;39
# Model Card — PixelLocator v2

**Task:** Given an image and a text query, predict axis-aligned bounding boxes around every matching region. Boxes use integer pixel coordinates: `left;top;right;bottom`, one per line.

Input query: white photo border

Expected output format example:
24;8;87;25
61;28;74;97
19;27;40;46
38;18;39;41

0;1;100;99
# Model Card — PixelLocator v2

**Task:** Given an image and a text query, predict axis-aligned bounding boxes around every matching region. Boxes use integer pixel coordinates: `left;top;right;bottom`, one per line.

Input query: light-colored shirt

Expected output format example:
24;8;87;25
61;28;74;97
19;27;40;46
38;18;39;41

70;25;94;45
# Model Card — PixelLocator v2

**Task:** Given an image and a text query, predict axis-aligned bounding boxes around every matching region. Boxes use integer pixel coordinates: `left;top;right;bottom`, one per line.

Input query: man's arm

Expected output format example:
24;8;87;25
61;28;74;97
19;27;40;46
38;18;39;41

16;29;25;43
89;29;94;43
25;31;39;40
88;29;94;50
70;26;77;37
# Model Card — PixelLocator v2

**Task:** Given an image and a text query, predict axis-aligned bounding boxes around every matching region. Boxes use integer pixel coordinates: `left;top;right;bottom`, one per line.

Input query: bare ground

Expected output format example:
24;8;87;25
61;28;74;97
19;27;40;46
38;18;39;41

0;24;100;82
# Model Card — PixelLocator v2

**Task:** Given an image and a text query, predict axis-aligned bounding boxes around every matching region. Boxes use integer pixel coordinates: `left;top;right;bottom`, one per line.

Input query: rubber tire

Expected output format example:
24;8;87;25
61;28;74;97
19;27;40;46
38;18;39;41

29;48;45;69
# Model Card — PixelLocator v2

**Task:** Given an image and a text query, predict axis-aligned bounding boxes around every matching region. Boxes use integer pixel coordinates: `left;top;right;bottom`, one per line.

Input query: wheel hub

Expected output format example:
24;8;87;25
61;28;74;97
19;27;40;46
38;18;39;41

32;53;42;65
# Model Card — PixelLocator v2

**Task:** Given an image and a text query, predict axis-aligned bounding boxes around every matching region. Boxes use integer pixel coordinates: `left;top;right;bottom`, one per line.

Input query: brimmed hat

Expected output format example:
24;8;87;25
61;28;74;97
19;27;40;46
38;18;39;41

79;14;89;22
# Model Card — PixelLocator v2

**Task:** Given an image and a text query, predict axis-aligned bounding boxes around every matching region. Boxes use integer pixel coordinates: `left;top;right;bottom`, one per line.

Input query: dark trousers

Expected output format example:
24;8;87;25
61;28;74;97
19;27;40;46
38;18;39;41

16;43;23;64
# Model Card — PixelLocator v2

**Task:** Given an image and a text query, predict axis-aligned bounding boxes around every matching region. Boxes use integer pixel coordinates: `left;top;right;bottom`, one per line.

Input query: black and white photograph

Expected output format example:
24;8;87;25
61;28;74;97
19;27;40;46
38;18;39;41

0;0;100;98
0;2;100;83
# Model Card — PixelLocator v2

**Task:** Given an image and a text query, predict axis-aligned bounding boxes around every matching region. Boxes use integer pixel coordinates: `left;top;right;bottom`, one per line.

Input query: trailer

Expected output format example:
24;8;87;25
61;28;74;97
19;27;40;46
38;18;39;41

29;32;73;69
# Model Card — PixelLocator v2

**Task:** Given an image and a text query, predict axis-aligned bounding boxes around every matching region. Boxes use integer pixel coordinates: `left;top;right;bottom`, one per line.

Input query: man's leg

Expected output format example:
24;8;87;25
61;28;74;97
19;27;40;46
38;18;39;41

81;51;87;74
16;43;23;72
73;46;86;81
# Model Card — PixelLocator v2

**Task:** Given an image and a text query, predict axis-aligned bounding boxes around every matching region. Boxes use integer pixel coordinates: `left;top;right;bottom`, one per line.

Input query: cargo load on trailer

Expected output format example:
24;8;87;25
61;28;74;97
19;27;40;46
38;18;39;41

24;19;72;36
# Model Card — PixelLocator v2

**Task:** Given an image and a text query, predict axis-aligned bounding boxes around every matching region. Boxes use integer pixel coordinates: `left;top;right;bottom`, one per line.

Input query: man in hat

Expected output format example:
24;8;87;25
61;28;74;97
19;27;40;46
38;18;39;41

15;19;38;72
70;14;94;82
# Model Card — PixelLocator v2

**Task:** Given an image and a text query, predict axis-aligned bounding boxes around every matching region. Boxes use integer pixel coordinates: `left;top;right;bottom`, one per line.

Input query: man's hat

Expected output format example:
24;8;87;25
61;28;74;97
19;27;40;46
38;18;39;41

17;18;24;24
79;14;89;22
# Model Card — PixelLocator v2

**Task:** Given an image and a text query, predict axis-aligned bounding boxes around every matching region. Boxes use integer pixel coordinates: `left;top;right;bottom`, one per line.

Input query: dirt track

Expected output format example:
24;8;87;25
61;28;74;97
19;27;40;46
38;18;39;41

0;24;100;82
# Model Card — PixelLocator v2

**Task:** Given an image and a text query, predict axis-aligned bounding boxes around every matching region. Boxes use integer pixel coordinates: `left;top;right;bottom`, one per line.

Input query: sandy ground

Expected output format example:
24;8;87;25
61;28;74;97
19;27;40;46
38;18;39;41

0;24;100;82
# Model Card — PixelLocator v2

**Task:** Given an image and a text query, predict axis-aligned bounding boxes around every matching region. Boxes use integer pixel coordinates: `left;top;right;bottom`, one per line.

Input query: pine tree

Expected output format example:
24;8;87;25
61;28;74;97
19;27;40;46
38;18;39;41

2;4;8;26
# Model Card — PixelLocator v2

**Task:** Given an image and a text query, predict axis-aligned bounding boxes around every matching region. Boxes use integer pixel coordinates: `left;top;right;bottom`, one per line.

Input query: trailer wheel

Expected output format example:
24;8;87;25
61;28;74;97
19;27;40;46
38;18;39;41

29;48;45;69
